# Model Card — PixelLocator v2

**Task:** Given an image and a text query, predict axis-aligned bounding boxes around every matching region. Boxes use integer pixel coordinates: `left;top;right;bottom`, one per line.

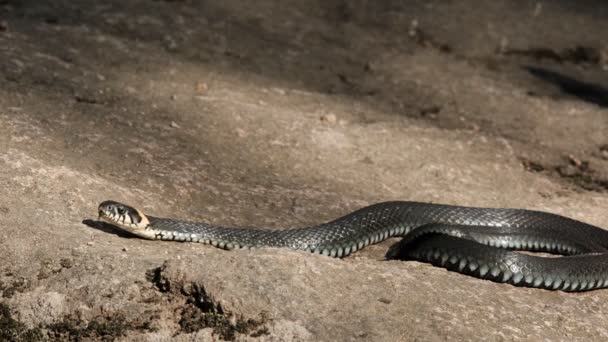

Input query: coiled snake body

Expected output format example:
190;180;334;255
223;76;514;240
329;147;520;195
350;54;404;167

98;200;608;292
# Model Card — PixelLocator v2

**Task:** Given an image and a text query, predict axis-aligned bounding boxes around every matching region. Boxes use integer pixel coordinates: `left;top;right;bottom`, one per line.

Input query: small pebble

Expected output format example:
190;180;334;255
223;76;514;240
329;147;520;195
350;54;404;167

86;242;94;246
235;128;247;137
378;297;392;304
558;165;578;177
164;35;178;51
60;258;74;269
122;247;128;252
170;121;180;128
12;59;25;69
272;87;286;95
195;82;208;94
320;114;337;124
568;154;582;167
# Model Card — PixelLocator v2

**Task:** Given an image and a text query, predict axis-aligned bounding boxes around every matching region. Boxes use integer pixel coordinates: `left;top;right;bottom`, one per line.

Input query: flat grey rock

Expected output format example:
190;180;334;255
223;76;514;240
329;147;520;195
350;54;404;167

1;0;608;340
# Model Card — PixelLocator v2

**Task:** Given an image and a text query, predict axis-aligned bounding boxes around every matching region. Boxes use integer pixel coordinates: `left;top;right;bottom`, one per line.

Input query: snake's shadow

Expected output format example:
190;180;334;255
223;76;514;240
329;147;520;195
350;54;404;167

82;219;139;239
384;239;411;260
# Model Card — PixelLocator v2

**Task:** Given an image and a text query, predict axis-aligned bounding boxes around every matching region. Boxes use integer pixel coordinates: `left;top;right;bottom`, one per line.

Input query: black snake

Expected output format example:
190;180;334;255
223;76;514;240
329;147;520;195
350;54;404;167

97;200;608;292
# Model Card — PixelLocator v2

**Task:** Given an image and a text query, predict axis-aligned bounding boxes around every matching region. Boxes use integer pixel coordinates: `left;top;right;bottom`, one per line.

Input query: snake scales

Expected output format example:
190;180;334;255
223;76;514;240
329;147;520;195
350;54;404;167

98;200;608;292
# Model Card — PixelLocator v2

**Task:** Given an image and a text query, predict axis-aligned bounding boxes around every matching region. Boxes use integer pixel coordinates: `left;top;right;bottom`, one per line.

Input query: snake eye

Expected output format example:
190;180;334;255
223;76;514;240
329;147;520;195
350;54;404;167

117;206;126;215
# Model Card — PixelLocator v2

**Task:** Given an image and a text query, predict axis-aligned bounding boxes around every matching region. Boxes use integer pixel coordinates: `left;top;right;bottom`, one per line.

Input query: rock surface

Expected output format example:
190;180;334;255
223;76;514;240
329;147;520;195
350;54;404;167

1;0;608;340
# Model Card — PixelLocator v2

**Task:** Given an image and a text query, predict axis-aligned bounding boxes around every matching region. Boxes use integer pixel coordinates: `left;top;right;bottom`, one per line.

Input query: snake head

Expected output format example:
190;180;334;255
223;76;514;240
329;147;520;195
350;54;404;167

98;200;152;238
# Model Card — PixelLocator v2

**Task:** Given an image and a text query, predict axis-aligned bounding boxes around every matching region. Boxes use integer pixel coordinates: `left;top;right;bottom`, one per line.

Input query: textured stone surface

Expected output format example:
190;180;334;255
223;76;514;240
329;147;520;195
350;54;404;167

1;0;608;340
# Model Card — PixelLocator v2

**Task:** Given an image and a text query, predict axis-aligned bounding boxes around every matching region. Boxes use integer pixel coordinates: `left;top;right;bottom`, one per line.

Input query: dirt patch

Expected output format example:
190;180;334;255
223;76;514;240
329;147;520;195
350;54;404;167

149;266;270;340
46;313;156;342
0;278;29;299
37;258;74;281
502;45;606;66
0;303;44;342
555;156;608;192
1;302;158;342
522;154;608;193
179;304;270;341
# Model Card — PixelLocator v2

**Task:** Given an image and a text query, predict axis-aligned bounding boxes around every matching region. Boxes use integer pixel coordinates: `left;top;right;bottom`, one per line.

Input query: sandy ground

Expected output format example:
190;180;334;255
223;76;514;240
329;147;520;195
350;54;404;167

2;0;608;341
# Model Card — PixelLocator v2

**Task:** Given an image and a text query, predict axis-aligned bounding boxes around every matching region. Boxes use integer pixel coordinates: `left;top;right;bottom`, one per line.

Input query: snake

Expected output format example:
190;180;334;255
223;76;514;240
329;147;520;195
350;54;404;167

97;200;608;292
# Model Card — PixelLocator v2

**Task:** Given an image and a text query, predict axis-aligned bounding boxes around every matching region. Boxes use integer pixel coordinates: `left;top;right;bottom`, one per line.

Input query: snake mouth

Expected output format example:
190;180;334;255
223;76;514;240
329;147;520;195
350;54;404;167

97;200;152;237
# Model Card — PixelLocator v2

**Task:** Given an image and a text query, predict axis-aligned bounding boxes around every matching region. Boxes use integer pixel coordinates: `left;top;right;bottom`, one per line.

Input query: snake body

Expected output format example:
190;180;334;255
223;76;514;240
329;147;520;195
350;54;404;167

98;200;608;292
